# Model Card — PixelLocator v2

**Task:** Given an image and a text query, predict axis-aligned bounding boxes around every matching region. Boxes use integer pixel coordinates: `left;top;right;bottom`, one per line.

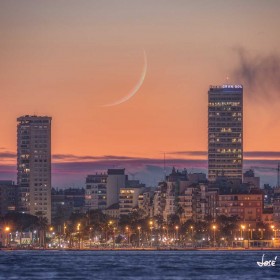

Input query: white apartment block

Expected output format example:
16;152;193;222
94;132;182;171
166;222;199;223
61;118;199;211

17;115;52;223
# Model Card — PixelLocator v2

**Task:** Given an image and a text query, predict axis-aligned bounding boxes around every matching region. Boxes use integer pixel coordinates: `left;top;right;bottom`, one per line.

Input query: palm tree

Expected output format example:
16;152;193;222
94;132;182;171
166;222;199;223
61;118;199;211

176;205;185;224
35;211;49;248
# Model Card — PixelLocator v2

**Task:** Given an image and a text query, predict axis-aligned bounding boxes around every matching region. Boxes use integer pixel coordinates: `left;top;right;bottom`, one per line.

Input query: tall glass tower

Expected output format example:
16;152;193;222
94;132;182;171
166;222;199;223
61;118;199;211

17;115;52;223
208;85;243;182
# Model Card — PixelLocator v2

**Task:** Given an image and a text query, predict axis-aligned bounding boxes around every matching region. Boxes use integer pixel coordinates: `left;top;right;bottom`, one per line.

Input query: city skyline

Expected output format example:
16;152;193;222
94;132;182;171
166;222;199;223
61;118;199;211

0;0;280;187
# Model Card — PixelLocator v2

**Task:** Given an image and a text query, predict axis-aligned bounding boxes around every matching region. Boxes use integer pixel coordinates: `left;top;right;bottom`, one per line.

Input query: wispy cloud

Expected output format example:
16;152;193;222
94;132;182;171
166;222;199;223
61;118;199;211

52;158;206;174
0;151;16;158
52;154;134;161
166;151;207;156
1;151;279;187
231;47;280;101
1;150;279;163
244;151;280;158
167;150;280;159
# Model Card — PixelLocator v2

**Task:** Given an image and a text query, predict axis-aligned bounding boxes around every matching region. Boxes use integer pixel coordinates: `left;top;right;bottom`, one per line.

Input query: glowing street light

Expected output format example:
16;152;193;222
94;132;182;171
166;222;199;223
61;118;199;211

76;223;81;249
212;225;217;247
190;225;194;241
77;223;81;231
149;221;153;247
258;228;265;239
240;225;245;239
175;225;179;243
137;226;141;247
271;225;276;239
89;227;93;248
125;226;130;245
4;226;11;247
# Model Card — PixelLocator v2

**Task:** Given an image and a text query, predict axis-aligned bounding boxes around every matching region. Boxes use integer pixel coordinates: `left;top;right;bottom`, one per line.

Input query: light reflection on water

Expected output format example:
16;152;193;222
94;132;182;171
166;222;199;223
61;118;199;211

0;250;279;279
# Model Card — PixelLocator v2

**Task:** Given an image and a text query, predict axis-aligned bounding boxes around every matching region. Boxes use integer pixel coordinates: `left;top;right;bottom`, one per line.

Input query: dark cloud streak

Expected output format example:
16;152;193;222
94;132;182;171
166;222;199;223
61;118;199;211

232;47;280;101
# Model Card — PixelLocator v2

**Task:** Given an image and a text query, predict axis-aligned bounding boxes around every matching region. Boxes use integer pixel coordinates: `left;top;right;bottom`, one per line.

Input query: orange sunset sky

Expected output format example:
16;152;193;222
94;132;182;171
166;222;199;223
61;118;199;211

0;0;280;187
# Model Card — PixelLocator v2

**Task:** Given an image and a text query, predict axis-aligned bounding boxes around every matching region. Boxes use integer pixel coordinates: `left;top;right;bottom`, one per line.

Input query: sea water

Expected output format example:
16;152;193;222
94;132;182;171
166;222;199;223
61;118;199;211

0;250;279;279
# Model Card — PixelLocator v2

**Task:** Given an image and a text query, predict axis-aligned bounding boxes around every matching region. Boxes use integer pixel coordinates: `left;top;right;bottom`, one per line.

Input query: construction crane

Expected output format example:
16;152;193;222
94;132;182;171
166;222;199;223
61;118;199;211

249;163;280;187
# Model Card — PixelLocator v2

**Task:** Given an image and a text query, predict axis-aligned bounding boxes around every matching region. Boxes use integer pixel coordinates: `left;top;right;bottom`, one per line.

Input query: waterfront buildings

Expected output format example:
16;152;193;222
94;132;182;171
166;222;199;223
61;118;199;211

243;170;260;188
273;188;280;225
85;174;107;211
178;184;218;223
208;85;243;182
138;190;153;217
217;191;263;227
119;187;144;216
0;180;17;216
52;187;85;225
106;169;126;208
17;115;52;222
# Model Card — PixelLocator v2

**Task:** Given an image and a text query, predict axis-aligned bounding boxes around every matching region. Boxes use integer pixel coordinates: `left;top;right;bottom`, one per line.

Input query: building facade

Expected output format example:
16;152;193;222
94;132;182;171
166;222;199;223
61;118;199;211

243;170;260;188
0;180;17;216
218;192;263;226
178;184;218;223
17;115;52;222
106;169;126;208
208;85;243;182
85;174;107;211
119;187;144;216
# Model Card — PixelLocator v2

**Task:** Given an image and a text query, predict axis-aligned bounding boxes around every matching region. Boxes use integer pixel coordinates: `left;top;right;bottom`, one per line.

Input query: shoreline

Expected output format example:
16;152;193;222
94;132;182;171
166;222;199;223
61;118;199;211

1;247;280;252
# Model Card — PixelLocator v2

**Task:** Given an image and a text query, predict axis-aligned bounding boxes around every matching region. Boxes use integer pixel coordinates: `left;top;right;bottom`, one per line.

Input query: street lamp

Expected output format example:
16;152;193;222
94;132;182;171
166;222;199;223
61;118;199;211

77;223;81;249
271;225;276;239
125;226;130;245
190;226;194;245
163;226;169;243
107;220;113;243
175;225;179;244
212;225;216;248
258;228;265;239
89;227;93;249
5;226;10;247
240;225;245;239
137;226;141;247
149;221;153;247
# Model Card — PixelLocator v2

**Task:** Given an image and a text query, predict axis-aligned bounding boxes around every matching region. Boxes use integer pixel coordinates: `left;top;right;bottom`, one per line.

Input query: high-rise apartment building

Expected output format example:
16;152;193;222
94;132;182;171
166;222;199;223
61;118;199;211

85;173;107;211
208;85;243;182
17;115;52;222
106;169;126;208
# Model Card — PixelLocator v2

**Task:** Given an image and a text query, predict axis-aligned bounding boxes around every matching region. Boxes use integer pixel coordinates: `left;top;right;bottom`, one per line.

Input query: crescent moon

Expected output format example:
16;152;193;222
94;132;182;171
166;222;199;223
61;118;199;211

102;50;147;107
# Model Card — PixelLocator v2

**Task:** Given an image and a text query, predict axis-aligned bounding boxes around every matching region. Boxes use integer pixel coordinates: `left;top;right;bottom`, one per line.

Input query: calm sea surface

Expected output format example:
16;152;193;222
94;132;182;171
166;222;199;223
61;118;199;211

0;250;280;279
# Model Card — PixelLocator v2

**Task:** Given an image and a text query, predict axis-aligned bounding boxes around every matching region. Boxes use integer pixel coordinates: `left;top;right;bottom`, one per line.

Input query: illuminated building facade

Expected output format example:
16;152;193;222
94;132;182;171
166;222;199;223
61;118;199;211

17;115;52;222
208;85;243;182
85;174;107;210
218;193;263;227
119;187;144;216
